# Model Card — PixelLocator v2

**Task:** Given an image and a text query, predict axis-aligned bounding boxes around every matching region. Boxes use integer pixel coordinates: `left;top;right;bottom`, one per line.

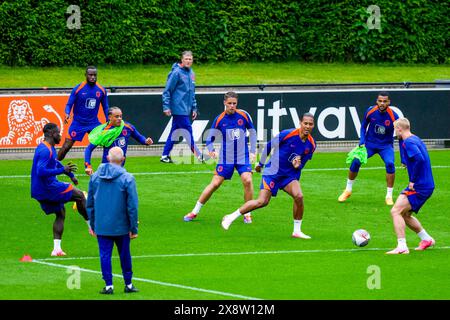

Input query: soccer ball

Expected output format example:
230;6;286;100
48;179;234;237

352;229;371;247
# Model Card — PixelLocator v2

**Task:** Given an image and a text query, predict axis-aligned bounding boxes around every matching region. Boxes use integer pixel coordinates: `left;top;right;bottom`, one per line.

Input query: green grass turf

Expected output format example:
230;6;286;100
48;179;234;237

0;150;449;300
1;62;449;88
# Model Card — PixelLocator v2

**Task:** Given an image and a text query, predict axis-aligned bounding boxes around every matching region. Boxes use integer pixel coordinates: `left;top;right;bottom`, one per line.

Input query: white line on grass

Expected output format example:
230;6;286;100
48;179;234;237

37;246;450;262
31;259;262;300
0;171;211;179
2;165;450;179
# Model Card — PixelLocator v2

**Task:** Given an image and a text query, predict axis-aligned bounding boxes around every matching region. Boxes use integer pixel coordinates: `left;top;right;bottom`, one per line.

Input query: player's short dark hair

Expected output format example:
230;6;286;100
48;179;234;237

301;112;315;121
378;91;390;98
224;91;238;101
108;106;122;115
86;65;97;73
43;123;59;137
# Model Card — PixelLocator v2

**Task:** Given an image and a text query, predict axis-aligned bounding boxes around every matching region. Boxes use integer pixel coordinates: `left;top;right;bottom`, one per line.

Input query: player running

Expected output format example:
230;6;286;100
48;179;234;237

221;113;316;239
184;92;256;223
31;123;93;256
84;107;153;175
57;66;109;161
338;92;399;205
386;118;435;254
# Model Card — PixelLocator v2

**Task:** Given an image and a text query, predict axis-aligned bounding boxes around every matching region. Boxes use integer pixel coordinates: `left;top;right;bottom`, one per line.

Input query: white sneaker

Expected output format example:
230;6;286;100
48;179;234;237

385;197;394;206
386;247;410;254
221;214;233;230
292;232;311;239
51;249;67;257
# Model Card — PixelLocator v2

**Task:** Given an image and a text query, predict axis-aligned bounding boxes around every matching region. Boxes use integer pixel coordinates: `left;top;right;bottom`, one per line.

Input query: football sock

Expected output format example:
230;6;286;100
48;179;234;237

193;201;203;215
417;229;432;241
53;239;61;251
293;219;302;234
386;187;394;198
346;179;354;192
229;209;242;222
397;238;407;250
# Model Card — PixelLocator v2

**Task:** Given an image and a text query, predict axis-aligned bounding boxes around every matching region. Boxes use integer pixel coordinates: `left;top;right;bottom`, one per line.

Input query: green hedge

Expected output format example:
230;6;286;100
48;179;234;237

0;0;448;66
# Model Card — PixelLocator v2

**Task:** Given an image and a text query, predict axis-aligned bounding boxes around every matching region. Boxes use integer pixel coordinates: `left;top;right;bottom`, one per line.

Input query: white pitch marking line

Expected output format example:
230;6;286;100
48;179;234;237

36;246;450;262
0;171;212;179
1;165;450;179
31;259;262;300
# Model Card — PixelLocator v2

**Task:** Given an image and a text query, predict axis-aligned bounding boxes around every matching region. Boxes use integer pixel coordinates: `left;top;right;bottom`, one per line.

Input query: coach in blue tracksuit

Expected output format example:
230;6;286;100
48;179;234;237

87;147;139;295
160;51;203;163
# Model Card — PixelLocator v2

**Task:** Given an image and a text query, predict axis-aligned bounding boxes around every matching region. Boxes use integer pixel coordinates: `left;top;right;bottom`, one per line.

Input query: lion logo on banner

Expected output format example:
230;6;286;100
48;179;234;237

0;100;63;146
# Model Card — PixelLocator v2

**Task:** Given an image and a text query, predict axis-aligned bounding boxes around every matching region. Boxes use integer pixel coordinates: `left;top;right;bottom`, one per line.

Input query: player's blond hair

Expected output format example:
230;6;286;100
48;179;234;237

394;118;410;130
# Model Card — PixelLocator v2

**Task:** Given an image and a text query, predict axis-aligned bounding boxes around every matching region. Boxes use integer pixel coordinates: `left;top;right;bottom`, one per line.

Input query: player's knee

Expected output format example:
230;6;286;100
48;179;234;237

72;189;85;201
390;205;402;218
242;176;252;188
349;159;361;172
211;180;222;189
257;197;270;208
386;162;395;174
390;207;396;217
293;193;304;204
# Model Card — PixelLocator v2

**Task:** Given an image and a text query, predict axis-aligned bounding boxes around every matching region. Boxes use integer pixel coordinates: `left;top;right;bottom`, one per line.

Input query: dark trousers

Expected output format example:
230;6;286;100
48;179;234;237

97;234;132;286
163;115;201;157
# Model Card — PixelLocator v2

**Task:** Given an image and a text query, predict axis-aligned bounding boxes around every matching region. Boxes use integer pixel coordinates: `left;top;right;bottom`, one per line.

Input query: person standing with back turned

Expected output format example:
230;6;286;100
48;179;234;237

87;147;139;294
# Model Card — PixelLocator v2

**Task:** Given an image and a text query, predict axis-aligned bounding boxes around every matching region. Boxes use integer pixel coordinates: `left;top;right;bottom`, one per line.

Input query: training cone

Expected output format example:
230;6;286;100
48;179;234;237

20;255;33;262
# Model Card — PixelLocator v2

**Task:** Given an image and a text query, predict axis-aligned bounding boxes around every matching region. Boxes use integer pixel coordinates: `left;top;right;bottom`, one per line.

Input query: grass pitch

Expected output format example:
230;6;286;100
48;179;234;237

0;150;449;300
1;62;449;88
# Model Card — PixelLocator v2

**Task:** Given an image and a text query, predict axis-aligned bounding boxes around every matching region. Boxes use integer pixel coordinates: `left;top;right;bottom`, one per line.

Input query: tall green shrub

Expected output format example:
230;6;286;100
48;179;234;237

0;0;447;66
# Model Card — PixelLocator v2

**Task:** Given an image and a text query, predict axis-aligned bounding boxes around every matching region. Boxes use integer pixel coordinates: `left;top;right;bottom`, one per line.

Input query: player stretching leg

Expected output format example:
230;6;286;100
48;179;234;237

31;123;94;256
222;113;316;238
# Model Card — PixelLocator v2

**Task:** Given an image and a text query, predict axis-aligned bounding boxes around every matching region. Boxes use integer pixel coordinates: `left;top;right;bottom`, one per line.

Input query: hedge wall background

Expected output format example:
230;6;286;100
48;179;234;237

0;0;448;66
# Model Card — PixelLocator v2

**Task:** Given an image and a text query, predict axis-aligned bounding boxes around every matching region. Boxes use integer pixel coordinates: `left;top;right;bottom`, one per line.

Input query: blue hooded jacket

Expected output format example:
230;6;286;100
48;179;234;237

162;63;197;116
87;163;138;236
